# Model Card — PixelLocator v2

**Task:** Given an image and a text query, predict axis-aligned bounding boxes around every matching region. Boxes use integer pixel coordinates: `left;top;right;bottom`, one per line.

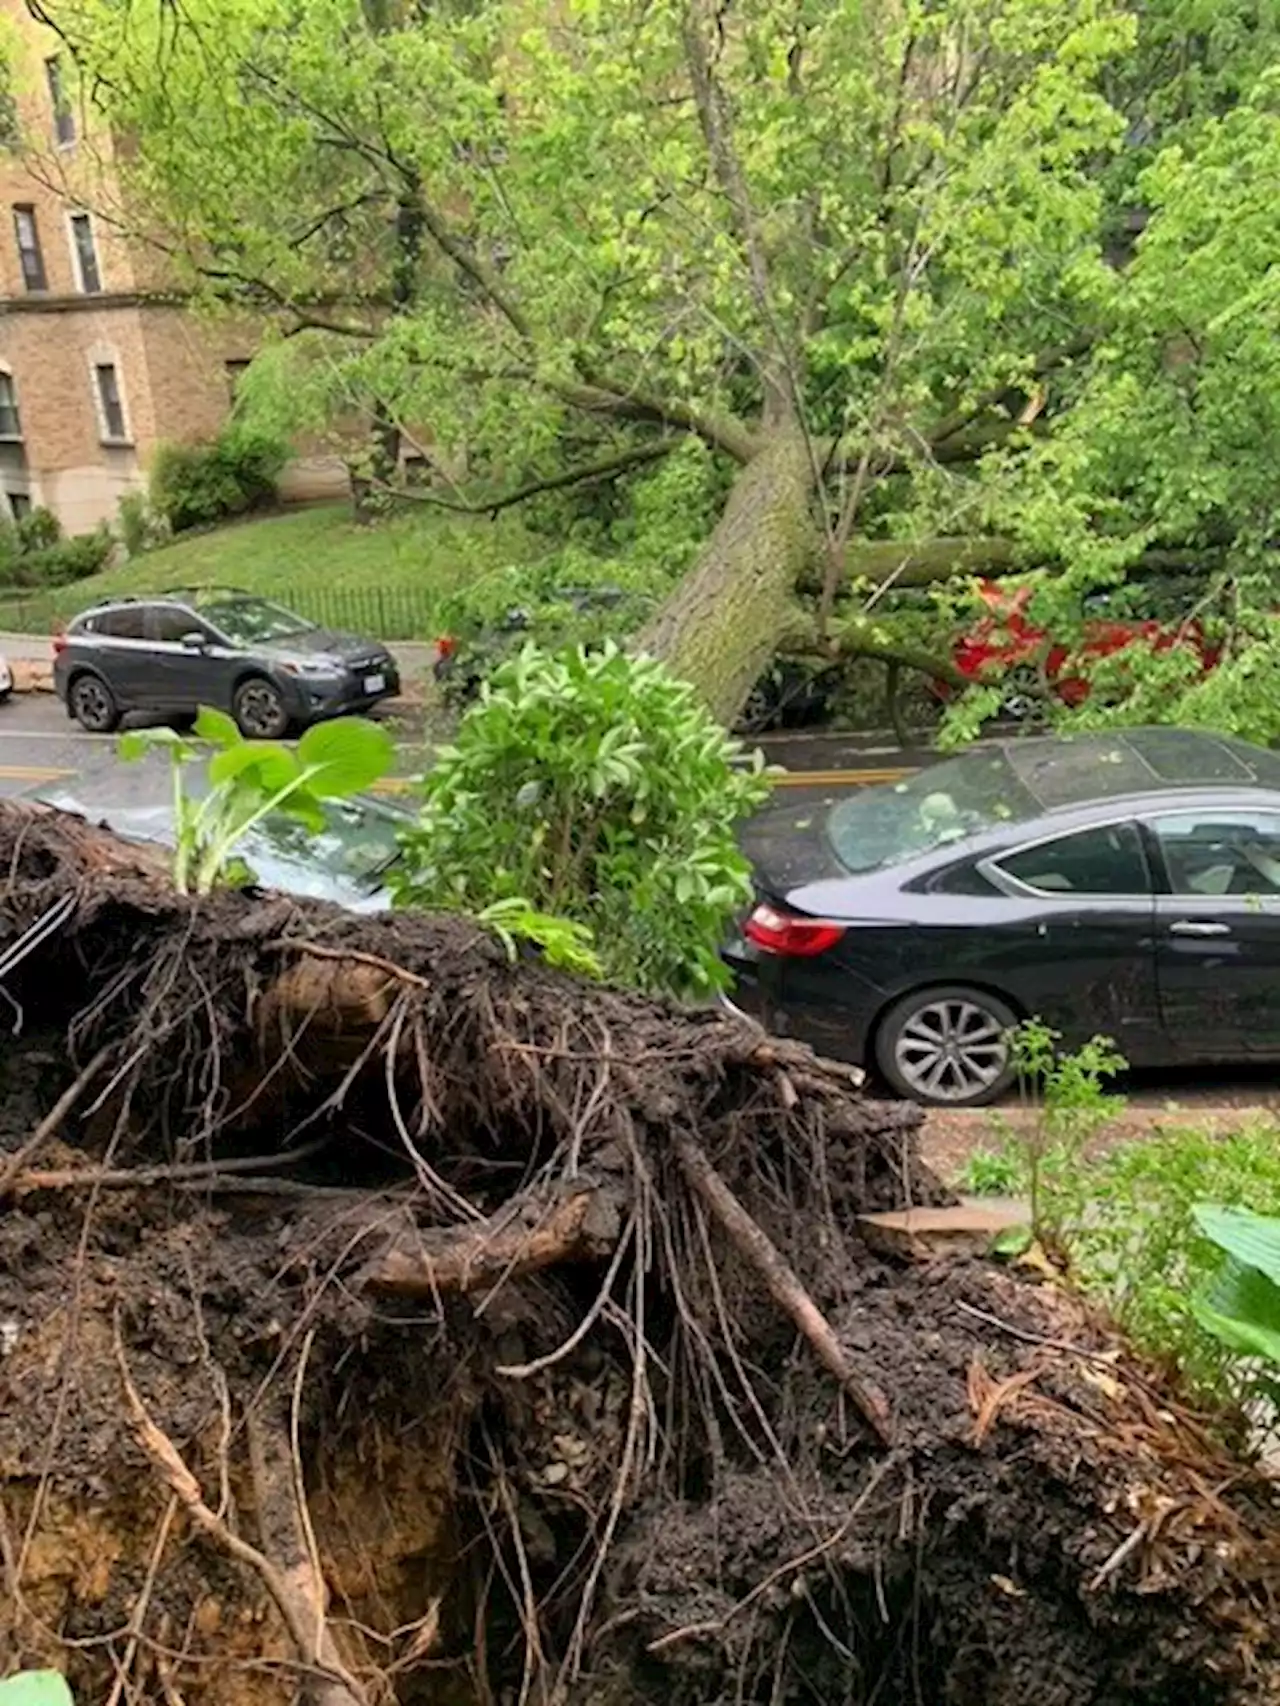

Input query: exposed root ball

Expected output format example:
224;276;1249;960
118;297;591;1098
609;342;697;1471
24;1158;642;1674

0;801;1277;1706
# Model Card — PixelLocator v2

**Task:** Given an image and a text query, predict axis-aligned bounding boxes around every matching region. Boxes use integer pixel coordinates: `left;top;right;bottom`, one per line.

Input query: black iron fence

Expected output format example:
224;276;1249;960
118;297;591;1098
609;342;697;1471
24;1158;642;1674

0;581;443;643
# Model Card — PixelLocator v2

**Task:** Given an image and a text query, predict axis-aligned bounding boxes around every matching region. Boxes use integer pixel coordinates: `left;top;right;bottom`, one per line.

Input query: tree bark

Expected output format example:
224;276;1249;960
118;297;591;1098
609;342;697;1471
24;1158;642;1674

639;424;816;725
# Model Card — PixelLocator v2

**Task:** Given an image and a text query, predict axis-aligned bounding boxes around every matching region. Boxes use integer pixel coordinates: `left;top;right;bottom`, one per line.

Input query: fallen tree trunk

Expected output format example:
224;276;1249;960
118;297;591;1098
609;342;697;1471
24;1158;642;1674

639;424;816;725
2;803;1280;1706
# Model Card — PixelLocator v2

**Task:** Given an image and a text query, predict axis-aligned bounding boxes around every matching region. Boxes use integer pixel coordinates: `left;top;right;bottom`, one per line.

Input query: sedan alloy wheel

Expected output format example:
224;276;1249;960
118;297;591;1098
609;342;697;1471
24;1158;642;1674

878;986;1017;1107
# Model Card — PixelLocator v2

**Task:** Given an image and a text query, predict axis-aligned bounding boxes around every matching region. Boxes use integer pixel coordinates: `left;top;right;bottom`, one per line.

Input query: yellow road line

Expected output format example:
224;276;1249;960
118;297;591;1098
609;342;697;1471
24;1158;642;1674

771;766;914;788
0;764;74;782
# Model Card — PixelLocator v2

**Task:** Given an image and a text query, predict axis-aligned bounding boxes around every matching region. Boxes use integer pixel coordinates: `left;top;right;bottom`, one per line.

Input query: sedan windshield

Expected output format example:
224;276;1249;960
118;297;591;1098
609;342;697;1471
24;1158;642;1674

827;751;1037;874
202;598;312;645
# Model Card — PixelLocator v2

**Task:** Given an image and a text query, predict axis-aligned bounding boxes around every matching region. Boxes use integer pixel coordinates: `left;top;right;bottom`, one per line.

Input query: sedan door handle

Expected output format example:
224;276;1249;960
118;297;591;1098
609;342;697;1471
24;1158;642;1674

1169;919;1231;938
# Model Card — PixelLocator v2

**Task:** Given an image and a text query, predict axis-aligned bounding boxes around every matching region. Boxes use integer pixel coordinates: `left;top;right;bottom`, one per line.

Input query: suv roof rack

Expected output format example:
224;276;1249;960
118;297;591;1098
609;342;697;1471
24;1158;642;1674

157;583;252;599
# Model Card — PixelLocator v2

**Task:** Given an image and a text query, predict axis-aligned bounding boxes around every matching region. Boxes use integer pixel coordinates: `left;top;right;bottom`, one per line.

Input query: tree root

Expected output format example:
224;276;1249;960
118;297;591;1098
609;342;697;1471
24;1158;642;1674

672;1132;894;1443
365;1185;620;1298
115;1324;372;1706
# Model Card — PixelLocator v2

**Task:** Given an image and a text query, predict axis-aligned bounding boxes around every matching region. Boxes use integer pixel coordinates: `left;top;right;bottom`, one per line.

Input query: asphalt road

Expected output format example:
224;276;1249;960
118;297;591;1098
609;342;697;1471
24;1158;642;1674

0;692;1274;1115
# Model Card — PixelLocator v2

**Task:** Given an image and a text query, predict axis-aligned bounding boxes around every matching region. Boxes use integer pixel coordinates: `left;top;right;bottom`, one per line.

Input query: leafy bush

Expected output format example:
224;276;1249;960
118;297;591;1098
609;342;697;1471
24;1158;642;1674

150;426;287;534
1192;1204;1280;1376
1047;1121;1280;1404
392;643;771;998
117;489;166;557
14;506;60;552
0;521;111;589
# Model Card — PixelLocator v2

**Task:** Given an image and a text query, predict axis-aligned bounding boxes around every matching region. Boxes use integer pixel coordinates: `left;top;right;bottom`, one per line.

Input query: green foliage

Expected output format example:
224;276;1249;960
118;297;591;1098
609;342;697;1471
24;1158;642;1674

1049;1122;1280;1402
1191;1205;1280;1371
117;490;165;558
391;644;771;998
476;897;603;980
119;708;394;895
0;512;111;591
987;1020;1127;1244
955;1144;1025;1198
0;1674;74;1706
150;427;287;535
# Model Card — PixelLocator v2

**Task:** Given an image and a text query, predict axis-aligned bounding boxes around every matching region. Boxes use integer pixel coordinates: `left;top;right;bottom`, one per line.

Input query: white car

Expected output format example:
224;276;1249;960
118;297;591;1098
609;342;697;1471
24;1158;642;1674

0;652;12;703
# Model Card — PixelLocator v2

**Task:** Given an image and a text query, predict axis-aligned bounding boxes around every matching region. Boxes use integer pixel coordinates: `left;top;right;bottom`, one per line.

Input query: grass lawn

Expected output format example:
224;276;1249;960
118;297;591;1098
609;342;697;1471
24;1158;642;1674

0;504;545;639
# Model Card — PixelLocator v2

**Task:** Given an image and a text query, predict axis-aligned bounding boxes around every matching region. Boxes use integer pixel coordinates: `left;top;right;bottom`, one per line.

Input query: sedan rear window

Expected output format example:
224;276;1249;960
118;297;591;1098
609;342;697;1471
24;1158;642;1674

826;751;1036;875
202;597;311;645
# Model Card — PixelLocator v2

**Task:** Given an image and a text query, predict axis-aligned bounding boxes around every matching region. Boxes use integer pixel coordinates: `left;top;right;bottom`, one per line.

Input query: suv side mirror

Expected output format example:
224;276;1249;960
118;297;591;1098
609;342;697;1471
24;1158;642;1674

180;631;209;650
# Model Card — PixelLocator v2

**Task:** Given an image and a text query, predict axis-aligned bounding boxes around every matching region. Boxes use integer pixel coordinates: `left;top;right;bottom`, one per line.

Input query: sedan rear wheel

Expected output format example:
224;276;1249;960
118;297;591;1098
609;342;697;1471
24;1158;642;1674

876;985;1017;1108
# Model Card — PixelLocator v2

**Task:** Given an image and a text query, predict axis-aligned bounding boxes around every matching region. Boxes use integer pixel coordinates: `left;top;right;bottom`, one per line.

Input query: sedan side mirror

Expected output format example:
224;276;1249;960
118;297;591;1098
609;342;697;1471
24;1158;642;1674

180;632;209;650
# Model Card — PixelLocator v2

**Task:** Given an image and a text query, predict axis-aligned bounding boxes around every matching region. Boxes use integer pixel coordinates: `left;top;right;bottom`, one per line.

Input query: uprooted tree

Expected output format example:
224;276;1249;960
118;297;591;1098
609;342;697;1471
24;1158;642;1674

4;800;1280;1705
21;0;1280;724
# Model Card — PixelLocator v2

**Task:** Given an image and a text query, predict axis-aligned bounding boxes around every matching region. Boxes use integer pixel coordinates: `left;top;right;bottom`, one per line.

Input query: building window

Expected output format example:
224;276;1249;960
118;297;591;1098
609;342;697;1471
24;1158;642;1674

46;56;74;146
69;213;102;293
225;357;251;401
6;492;30;523
13;206;46;293
94;363;128;441
0;374;20;440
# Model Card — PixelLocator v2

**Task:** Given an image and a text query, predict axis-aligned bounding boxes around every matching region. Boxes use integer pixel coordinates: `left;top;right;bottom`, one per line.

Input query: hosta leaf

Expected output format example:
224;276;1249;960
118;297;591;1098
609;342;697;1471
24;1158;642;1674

297;719;395;797
1193;1205;1280;1289
193;706;242;748
0;1673;75;1706
1191;1255;1280;1366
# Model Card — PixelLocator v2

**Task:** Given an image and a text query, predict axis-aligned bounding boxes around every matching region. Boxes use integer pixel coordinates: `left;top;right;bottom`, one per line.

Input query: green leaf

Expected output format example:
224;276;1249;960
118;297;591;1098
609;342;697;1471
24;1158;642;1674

990;1224;1034;1259
296;719;395;798
207;741;298;792
194;706;242;748
1190;1256;1280;1366
0;1673;76;1706
118;728;191;763
1192;1205;1280;1289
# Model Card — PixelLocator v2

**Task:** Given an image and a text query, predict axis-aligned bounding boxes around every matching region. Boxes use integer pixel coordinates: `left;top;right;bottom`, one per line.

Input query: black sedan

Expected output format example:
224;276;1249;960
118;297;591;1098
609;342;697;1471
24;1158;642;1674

724;727;1280;1107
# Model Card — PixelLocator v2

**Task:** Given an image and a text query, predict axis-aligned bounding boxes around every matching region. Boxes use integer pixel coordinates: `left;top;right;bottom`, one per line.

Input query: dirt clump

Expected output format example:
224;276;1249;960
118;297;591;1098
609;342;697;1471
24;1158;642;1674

0;800;1277;1706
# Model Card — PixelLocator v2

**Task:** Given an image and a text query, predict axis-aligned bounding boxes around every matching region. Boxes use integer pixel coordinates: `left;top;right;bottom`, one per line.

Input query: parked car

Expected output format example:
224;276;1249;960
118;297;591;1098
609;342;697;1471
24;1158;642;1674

934;578;1219;717
27;750;408;911
0;650;11;705
723;726;1280;1107
53;589;401;738
432;583;651;707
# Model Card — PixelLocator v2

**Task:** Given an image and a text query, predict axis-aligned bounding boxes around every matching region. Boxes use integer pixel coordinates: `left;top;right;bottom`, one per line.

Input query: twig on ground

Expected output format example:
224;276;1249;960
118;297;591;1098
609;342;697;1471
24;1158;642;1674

673;1132;894;1444
7;1136;332;1195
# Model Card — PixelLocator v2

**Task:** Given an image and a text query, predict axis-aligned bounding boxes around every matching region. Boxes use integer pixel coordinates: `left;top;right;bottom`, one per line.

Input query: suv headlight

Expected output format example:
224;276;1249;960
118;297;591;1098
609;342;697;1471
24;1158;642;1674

282;657;342;679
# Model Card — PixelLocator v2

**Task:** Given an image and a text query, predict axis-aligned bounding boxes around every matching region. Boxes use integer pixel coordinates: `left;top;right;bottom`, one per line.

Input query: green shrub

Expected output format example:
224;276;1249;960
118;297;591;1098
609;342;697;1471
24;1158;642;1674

1050;1121;1280;1405
0;522;111;589
391;643;772;998
150;426;287;534
15;506;60;552
118;489;165;557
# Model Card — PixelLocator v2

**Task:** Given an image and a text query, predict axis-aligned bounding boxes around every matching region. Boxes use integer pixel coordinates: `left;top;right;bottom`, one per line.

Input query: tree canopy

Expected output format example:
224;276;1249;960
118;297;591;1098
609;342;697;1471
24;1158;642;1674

24;0;1280;728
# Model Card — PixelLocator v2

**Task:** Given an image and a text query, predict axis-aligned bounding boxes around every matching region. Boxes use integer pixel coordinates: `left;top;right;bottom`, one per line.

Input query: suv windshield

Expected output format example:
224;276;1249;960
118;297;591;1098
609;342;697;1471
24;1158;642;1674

827;751;1037;874
202;597;312;646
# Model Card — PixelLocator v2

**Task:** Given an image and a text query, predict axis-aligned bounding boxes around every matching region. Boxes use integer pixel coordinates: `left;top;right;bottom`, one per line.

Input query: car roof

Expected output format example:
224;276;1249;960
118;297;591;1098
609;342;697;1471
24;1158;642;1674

987;727;1280;814
69;586;261;619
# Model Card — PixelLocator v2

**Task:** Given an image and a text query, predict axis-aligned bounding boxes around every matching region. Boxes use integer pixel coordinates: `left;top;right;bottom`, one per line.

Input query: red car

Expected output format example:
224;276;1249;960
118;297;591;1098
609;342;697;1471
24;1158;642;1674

939;580;1218;716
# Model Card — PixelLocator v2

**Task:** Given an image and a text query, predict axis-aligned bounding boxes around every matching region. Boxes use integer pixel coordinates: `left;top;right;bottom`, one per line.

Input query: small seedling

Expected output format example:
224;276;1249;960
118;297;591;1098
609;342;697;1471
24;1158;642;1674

119;707;394;896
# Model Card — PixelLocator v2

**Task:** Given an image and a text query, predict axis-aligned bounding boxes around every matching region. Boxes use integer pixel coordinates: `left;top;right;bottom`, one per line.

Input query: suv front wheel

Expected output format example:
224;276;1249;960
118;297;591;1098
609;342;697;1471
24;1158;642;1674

232;676;291;740
69;672;121;734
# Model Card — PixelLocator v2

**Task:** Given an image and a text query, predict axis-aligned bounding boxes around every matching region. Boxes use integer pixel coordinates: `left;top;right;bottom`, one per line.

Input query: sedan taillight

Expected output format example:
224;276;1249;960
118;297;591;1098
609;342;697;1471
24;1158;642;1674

743;902;845;958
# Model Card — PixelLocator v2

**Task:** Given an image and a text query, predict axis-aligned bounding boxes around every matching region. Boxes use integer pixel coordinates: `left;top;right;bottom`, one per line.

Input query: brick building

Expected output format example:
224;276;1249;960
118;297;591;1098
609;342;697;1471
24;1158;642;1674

0;0;345;535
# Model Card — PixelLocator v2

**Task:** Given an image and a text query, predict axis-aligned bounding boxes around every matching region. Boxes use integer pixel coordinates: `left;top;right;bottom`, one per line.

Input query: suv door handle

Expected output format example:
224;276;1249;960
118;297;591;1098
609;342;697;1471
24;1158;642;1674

1169;919;1231;937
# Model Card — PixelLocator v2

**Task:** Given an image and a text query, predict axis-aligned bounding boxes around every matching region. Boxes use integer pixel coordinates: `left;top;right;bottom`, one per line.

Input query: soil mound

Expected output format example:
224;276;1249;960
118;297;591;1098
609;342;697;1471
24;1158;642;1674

0;801;1276;1706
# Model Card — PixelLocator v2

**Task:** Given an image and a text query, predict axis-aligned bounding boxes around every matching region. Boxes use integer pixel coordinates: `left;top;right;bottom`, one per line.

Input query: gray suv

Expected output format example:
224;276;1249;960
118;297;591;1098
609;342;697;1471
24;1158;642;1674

53;590;401;737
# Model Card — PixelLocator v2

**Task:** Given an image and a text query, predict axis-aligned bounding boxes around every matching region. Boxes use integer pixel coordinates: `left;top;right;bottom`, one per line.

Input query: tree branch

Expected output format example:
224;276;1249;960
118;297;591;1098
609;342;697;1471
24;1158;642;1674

925;333;1096;448
375;439;675;516
560;372;760;463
